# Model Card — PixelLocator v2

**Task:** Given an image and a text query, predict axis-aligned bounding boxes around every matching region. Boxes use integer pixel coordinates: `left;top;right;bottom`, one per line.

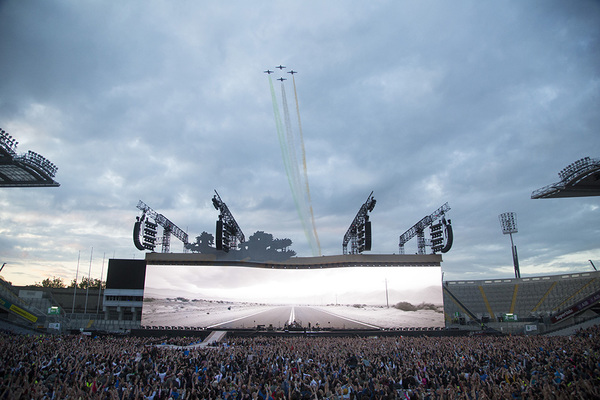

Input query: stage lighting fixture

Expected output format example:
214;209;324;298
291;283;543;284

134;200;189;253
212;190;245;253
142;220;158;251
398;203;451;255
342;192;376;254
430;222;444;253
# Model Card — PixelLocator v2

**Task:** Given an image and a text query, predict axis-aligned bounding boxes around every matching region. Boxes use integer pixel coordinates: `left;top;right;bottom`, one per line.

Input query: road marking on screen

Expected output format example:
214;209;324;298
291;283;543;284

207;309;270;329
316;307;381;330
288;307;295;325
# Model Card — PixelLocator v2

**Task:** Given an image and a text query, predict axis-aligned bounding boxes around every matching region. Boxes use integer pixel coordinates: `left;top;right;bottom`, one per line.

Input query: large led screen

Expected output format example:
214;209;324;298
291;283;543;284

142;265;444;329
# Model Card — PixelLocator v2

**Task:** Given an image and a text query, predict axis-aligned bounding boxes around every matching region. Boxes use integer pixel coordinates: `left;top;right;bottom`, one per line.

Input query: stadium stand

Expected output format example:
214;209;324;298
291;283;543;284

444;270;600;333
3;262;600;336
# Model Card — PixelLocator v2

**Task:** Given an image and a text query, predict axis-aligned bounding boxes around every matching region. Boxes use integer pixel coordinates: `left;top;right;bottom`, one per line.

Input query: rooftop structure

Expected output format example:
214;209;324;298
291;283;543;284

0;129;59;187
531;157;600;199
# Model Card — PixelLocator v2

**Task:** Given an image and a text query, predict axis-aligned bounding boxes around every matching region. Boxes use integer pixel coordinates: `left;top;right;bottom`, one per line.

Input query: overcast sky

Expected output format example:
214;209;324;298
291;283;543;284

1;1;599;286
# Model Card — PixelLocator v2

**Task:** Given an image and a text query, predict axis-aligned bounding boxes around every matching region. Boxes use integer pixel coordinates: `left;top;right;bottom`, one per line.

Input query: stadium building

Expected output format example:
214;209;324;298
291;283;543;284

1;157;599;337
2;257;600;337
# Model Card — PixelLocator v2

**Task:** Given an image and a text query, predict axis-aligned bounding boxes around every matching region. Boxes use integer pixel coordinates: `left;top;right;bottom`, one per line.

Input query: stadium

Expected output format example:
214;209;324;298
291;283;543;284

3;257;600;338
1;155;600;398
2;157;600;337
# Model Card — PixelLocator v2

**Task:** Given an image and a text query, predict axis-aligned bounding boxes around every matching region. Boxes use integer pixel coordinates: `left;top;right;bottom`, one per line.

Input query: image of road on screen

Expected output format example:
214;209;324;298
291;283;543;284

141;265;444;329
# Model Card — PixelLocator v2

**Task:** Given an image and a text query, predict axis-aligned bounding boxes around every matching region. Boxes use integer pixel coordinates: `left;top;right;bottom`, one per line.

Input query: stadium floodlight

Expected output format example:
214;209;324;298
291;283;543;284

0;130;18;155
531;157;600;199
0;128;60;187
499;211;518;234
17;150;58;178
499;212;520;278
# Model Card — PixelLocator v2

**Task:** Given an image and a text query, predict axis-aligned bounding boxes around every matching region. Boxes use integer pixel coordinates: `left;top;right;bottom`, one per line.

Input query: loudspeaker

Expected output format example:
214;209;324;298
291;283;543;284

364;221;372;251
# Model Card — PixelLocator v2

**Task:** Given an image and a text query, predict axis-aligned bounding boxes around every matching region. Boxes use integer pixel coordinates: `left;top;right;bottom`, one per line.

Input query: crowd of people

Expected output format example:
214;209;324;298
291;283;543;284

1;325;599;399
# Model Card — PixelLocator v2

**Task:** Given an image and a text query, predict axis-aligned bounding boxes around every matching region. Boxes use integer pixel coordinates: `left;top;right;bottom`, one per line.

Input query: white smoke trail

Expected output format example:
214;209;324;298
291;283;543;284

291;74;321;255
280;82;317;256
268;71;321;257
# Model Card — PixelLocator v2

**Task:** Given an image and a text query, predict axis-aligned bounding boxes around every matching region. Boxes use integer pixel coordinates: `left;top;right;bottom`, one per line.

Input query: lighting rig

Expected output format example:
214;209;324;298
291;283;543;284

558;157;597;182
15;150;58;178
342;191;376;255
212;190;245;252
0;129;18;155
133;200;189;253
531;156;600;199
398;203;453;255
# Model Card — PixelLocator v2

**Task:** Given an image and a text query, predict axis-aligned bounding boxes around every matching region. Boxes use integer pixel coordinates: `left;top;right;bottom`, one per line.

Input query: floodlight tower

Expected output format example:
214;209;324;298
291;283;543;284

499;212;520;279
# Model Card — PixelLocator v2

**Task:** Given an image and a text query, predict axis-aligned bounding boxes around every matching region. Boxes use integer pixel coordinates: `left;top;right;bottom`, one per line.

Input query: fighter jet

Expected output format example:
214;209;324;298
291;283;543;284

264;69;274;74
287;70;297;75
277;77;286;82
276;65;286;70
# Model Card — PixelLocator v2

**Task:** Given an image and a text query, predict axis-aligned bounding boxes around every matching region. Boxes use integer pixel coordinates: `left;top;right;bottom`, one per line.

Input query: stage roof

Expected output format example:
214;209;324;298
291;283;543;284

0;130;59;188
531;157;600;199
145;253;442;269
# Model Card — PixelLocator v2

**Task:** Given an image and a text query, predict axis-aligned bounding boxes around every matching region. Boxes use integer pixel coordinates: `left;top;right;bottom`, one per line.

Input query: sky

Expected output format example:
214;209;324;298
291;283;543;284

1;1;599;287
